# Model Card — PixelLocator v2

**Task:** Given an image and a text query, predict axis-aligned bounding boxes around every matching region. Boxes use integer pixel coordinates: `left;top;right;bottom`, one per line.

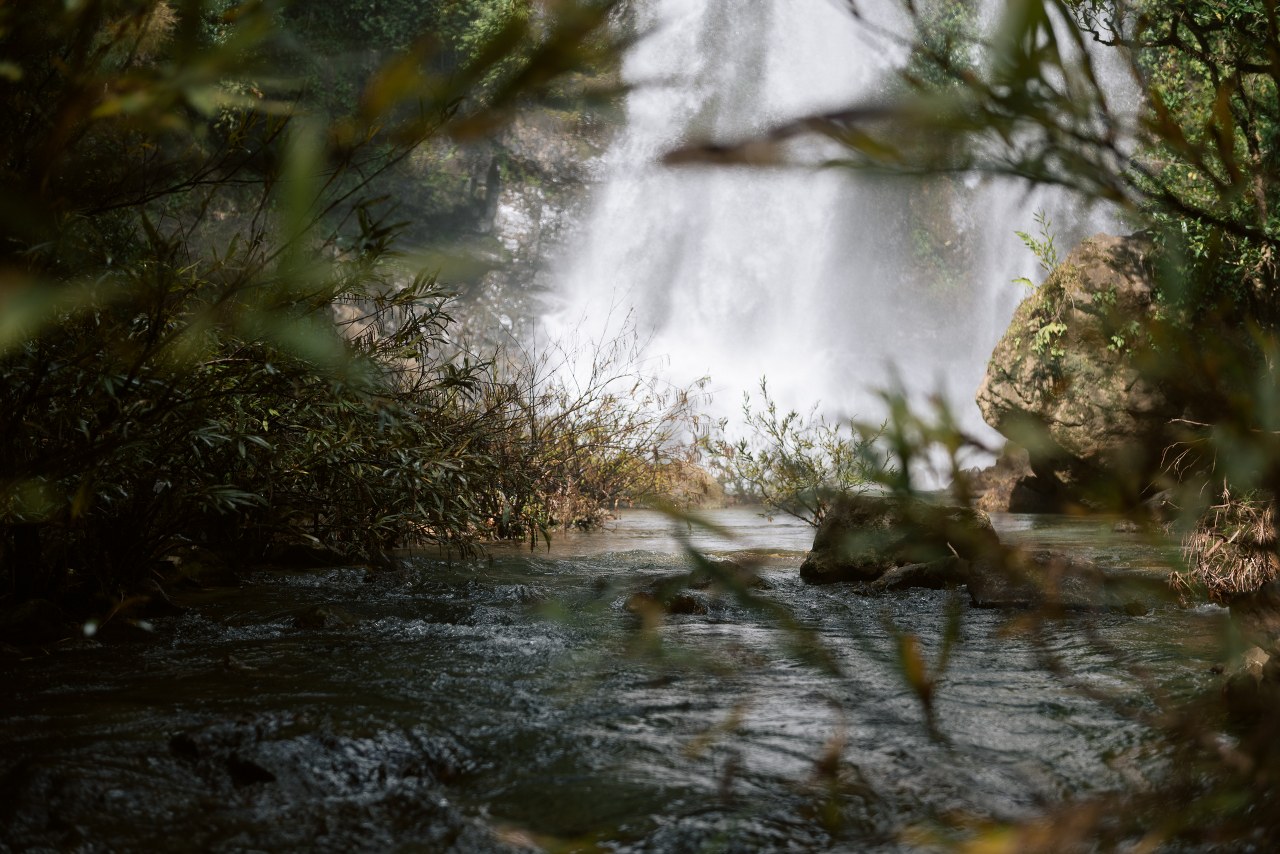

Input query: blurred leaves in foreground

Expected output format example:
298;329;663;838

0;0;671;606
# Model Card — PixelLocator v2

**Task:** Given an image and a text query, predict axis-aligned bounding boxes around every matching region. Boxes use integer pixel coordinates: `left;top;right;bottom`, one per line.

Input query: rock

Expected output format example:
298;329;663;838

164;545;239;589
266;543;354;569
625;586;711;617
168;715;298;791
226;756;277;788
689;557;771;591
965;444;1065;513
1121;599;1152;616
1222;646;1280;716
92;618;156;644
968;550;1106;610
663;593;710;616
1142;489;1179;523
976;233;1178;507
0;599;74;645
292;604;358;630
870;556;970;592
799;494;998;585
1228;579;1280;655
966;549;1171;612
221;654;259;673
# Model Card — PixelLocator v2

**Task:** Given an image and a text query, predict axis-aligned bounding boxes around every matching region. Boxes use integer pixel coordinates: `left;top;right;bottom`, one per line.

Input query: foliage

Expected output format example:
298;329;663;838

0;0;621;605
467;327;710;541
1012;209;1062;288
703;379;884;526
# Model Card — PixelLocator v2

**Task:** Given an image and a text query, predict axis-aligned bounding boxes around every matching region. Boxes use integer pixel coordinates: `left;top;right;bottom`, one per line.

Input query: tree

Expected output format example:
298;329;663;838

0;0;620;604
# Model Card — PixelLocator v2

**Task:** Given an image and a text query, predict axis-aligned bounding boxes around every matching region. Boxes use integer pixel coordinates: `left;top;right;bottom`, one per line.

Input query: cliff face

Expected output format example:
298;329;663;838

976;233;1180;509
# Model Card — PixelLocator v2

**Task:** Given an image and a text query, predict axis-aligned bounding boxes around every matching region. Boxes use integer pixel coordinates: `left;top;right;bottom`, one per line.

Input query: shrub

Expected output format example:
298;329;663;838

703;379;884;526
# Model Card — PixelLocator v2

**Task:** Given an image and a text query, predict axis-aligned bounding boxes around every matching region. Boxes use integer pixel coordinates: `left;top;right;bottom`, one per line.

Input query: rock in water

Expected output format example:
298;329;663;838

292;604;358;630
798;494;997;585
964;444;1063;513
0;599;74;645
967;550;1104;609
976;233;1178;507
870;557;971;592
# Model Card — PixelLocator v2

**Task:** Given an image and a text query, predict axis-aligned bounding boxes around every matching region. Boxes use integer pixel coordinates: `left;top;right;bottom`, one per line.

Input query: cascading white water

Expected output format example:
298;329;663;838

544;0;1120;450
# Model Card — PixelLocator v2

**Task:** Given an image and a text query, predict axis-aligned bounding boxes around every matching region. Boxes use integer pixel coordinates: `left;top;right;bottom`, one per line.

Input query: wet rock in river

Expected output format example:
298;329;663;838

869;556;970;592
799;494;997;585
976;233;1177;509
965;443;1065;513
266;542;361;569
1229;579;1280;655
967;549;1170;612
967;551;1103;609
92;618;156;644
292;604;358;629
1222;646;1280;717
164;545;239;589
689;556;772;591
626;586;711;617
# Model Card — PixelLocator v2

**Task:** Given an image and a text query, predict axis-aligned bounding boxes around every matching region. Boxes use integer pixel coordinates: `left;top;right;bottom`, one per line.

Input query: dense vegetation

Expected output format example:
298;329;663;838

0;0;708;610
702;379;883;526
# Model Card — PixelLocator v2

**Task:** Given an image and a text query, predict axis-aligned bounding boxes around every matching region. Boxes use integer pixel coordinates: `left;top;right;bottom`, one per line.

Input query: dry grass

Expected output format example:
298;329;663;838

1177;490;1280;602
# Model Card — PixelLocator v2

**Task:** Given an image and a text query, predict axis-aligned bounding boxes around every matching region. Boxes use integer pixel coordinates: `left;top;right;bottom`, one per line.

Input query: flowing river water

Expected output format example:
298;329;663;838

1;509;1225;852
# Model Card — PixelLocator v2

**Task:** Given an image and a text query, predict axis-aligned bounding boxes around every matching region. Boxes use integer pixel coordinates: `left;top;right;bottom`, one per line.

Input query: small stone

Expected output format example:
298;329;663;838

689;557;771;591
227;755;276;788
292;604;357;629
624;589;710;617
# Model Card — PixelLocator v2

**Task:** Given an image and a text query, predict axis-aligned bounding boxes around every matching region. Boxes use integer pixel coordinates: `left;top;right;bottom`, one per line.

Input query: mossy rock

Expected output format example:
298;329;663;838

976;233;1179;505
799;495;997;585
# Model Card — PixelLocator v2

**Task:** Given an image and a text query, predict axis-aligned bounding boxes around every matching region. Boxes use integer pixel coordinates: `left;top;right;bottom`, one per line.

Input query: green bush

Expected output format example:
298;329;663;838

703;379;884;526
0;0;621;605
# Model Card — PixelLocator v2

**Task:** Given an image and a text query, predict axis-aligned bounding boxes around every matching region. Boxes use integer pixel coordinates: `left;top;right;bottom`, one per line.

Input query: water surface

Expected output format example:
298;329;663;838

0;509;1224;851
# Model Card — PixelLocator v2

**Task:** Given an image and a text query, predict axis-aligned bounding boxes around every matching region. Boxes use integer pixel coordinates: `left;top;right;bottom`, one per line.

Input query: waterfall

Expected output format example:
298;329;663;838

543;0;1120;452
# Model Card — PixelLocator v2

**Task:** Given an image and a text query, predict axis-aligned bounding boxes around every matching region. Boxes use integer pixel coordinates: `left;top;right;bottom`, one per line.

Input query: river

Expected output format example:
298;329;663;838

0;508;1224;852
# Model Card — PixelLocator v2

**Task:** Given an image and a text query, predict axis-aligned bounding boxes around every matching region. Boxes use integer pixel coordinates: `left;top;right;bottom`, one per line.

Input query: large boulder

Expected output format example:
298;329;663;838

799;495;997;585
976;234;1179;506
1222;646;1280;717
